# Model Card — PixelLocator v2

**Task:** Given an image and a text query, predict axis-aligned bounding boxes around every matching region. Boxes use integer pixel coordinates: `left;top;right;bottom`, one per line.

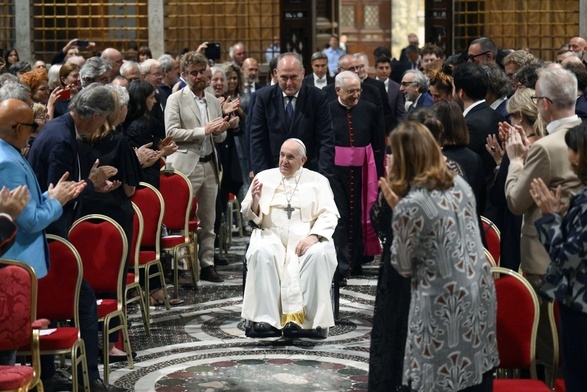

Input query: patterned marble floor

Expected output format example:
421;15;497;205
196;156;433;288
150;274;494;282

107;235;379;392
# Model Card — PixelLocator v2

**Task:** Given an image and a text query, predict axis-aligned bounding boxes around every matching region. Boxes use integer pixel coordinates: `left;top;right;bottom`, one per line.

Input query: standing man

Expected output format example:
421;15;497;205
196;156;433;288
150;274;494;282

230;42;247;68
375;56;406;130
505;66;582;384
165;51;238;283
568;36;587;62
322;36;345;77
158;54;180;98
265;36;280;63
467;37;498;64
303;52;334;88
400;69;433;111
242;58;263;95
329;72;384;277
100;47;124;78
354;53;394;132
250;52;335;180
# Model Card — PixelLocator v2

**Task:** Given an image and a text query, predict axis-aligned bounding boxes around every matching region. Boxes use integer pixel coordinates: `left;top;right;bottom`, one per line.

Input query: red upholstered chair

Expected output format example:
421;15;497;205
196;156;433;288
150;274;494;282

484;248;497;268
125;204;151;336
69;215;134;384
548;300;565;391
481;216;501;265
491;267;551;391
0;259;47;392
18;235;90;391
131;184;171;311
159;171;198;297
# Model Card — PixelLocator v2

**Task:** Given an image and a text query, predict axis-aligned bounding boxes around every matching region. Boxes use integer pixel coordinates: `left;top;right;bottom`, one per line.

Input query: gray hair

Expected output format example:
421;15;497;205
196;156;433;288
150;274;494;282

80;57;111;87
480;63;512;99
403;69;429;92
354;52;369;67
536;67;578;110
277;52;304;70
158;54;175;73
139;59;160;76
47;64;62;90
0;82;31;103
9;61;31;76
210;66;227;93
68;83;116;118
119;61;140;78
107;83;129;106
310;51;328;62
0;73;19;86
335;70;360;88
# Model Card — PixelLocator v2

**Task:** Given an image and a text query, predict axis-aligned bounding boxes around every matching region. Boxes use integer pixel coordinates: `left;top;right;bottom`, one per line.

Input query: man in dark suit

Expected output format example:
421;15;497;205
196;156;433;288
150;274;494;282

562;61;587;121
250;52;334;180
242;58;264;95
303;52;334;89
453;62;505;183
375;56;406;131
400;69;433;112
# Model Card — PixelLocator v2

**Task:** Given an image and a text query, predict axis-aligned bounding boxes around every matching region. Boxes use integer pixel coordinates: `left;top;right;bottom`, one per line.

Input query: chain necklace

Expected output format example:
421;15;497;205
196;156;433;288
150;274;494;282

281;170;302;219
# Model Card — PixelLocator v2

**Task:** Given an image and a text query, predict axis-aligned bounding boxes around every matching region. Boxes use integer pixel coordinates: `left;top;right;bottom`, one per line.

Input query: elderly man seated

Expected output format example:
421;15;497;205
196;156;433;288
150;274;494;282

241;138;339;339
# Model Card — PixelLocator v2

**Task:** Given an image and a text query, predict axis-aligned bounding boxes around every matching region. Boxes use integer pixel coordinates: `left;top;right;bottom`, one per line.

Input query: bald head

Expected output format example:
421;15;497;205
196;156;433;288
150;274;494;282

242;58;259;83
101;48;124;76
0;99;34;149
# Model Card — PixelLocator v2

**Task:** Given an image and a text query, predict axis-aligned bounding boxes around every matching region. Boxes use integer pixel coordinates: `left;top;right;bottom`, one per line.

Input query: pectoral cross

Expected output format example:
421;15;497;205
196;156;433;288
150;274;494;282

283;203;295;219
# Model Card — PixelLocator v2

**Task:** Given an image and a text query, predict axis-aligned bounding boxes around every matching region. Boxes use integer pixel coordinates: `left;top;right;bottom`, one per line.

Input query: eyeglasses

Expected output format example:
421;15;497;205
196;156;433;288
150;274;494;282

149;72;163;78
400;81;415;87
531;96;553;104
16;122;39;133
467;51;490;61
35;115;50;122
344;88;362;95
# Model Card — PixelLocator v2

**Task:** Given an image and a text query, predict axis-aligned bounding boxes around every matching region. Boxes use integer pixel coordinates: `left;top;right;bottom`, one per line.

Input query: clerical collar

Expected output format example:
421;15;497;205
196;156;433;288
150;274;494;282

337;97;352;109
282;167;304;181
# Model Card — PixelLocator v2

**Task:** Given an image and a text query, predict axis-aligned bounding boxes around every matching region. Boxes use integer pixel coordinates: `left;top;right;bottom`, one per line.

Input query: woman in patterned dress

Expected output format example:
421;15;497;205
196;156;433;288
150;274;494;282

531;122;587;392
379;121;499;391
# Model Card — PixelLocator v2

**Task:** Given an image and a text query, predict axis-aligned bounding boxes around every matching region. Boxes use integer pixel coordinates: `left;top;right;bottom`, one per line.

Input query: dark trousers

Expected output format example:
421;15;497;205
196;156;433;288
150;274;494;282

460;370;494;392
559;303;587;392
41;279;100;382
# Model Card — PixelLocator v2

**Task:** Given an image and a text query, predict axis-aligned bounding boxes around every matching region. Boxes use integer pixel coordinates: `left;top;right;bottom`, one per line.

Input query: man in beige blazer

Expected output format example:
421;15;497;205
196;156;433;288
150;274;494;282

165;51;237;282
505;66;582;382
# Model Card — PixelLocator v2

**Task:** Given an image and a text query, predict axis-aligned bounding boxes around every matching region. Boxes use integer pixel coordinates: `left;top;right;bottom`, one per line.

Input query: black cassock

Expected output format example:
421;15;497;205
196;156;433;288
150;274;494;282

329;100;385;276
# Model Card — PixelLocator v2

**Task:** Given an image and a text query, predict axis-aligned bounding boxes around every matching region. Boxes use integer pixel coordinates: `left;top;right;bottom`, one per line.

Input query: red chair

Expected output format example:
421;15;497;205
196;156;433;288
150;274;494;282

481;216;500;265
0;259;47;392
131;184;171;311
159;171;198;297
125;204;151;336
491;267;551;391
484;248;497;268
18;235;90;391
548;300;565;391
69;215;134;384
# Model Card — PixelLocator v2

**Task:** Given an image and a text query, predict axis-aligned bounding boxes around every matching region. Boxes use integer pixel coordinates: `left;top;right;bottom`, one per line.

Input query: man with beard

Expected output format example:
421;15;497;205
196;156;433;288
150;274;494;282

329;71;385;277
165;51;238;282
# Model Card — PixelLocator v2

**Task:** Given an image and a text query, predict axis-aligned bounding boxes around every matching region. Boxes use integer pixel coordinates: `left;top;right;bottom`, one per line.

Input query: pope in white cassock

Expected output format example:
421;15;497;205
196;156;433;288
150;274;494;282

241;138;340;339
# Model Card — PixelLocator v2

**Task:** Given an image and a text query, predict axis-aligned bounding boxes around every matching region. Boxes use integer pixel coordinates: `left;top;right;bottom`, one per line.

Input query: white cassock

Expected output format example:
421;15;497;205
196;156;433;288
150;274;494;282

241;167;339;330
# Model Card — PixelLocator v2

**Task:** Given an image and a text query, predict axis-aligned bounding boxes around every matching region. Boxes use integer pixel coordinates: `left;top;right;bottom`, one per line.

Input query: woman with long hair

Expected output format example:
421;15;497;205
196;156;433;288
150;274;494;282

378;121;498;391
123;79;176;188
53;62;82;118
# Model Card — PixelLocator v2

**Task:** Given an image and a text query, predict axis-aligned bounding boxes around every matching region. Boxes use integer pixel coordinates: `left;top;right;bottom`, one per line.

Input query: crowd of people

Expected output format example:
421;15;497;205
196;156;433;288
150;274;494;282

0;32;587;392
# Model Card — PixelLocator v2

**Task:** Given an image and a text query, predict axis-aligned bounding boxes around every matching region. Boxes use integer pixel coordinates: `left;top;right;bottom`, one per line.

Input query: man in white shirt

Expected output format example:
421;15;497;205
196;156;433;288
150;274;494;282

303;52;334;88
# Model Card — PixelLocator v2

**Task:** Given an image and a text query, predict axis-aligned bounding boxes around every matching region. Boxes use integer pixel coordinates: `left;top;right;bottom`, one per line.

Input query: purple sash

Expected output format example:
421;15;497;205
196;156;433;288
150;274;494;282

334;145;382;256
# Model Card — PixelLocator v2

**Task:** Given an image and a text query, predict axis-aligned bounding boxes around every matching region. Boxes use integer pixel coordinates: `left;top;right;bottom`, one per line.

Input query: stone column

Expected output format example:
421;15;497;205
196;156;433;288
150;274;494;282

148;0;165;58
14;1;32;62
581;0;587;39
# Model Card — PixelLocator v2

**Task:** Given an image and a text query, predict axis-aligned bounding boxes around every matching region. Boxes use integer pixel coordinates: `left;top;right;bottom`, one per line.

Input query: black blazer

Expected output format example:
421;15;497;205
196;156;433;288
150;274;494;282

303;73;334;87
28;113;95;237
386;79;406;131
249;83;335;180
363;77;394;133
464;102;505;182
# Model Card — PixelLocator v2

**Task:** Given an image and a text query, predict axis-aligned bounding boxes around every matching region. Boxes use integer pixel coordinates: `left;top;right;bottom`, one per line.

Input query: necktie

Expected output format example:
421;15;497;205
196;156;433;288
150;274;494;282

285;96;294;125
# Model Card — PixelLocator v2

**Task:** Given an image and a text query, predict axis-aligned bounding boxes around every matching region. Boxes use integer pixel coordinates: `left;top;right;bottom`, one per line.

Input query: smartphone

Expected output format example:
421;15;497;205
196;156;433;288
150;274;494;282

76;40;90;47
205;43;221;60
58;88;71;101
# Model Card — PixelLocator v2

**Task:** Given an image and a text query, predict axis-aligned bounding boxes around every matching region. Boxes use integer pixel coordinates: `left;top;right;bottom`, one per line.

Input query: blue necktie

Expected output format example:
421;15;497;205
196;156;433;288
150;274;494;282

285;96;294;125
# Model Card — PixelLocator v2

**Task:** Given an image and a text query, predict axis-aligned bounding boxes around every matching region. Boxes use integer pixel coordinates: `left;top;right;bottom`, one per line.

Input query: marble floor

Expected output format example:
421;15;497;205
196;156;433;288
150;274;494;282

107;236;380;392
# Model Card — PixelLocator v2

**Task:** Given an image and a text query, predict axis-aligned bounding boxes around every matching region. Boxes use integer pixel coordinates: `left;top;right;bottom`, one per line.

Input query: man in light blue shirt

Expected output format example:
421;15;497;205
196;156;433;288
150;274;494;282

322;36;345;76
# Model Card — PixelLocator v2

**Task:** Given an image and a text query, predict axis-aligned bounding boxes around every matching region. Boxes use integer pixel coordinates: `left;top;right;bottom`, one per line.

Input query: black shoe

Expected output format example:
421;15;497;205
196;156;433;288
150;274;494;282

245;322;282;338
214;254;229;266
86;378;129;392
283;322;327;339
43;371;73;392
200;266;224;282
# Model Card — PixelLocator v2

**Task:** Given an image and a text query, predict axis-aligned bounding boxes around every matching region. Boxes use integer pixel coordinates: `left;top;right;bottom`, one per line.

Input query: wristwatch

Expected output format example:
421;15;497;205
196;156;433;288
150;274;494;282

312;234;323;242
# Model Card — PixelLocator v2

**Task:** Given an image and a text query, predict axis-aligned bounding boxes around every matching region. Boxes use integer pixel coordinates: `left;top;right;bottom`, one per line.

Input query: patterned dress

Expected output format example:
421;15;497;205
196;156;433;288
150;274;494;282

390;175;499;391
